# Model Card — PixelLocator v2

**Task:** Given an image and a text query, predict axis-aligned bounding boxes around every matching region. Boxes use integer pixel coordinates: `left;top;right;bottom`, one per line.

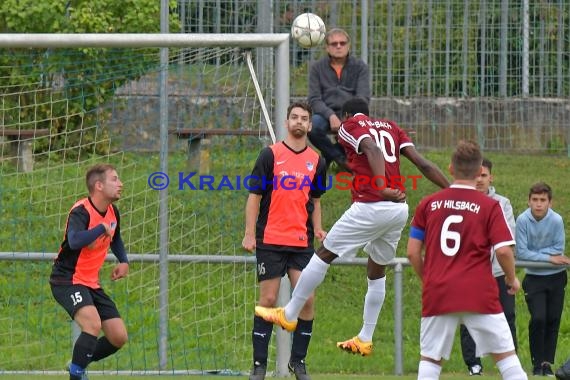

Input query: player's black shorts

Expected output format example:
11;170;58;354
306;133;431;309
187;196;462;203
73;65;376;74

255;247;312;282
50;284;121;321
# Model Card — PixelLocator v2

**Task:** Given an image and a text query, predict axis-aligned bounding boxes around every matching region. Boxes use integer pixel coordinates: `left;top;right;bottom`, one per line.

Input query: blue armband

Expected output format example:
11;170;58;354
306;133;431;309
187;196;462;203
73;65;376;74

409;226;425;241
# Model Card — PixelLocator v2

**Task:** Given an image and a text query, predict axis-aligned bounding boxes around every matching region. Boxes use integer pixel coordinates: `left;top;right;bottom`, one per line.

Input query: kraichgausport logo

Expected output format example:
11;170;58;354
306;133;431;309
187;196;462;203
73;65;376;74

147;172;423;192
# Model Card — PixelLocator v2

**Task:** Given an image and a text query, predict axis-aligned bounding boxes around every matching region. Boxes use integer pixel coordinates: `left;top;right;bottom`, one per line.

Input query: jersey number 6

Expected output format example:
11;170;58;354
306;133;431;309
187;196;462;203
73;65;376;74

440;215;463;256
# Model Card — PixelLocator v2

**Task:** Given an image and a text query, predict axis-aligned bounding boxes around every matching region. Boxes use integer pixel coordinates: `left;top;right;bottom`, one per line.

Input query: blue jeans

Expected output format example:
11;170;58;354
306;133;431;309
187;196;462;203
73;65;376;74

307;114;346;165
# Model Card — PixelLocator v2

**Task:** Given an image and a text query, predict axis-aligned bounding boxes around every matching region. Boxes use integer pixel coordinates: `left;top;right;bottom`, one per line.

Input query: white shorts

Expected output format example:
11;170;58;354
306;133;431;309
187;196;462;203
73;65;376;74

420;313;515;360
323;201;408;265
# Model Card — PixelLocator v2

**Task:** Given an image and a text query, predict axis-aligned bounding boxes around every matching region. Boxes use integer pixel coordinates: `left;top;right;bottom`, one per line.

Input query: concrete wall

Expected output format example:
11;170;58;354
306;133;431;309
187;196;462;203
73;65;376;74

108;96;570;154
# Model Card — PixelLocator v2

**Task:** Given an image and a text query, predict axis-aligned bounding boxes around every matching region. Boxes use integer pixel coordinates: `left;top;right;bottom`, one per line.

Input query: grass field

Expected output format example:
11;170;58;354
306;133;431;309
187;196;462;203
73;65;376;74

1;146;569;377
0;374;511;380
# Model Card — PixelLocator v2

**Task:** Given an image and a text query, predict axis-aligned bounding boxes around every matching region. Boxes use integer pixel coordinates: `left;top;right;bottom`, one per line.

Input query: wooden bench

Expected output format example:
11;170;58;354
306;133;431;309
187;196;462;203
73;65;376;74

169;128;268;173
1;129;50;172
170;127;416;174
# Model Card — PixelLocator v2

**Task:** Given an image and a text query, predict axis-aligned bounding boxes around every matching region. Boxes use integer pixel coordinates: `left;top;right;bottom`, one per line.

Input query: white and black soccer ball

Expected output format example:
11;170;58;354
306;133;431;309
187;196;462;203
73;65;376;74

290;13;326;49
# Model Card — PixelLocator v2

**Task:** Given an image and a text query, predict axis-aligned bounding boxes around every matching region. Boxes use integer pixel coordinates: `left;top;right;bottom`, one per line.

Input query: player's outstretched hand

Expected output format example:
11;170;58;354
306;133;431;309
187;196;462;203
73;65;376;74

242;235;256;252
111;262;129;281
505;277;521;295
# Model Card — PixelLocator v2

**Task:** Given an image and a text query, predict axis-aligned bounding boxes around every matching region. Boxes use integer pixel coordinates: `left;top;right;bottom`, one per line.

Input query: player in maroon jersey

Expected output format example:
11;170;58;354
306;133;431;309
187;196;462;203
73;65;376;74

407;140;527;380
256;97;449;356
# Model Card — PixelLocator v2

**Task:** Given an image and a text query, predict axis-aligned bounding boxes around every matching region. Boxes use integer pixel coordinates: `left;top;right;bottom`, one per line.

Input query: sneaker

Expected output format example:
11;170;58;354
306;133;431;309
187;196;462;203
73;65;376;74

249;361;267;380
469;364;483;376
336;336;373;356
254;306;297;332
543;362;555;377
288;360;311;380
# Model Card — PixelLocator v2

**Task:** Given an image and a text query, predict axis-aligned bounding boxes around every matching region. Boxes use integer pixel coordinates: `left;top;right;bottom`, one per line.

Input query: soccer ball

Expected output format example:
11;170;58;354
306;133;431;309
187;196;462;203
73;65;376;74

291;13;326;49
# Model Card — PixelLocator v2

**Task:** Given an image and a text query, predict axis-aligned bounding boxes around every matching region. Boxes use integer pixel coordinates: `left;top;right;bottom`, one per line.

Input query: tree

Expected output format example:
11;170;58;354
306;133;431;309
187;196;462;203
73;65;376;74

0;0;180;156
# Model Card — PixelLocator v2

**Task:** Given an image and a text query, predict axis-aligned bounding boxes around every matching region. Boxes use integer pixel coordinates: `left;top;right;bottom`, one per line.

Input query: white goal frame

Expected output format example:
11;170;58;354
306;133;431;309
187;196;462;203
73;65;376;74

0;33;291;375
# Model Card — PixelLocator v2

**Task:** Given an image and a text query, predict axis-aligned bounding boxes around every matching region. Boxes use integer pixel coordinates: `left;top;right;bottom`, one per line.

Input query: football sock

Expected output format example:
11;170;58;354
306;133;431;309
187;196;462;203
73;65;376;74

290;318;313;363
70;332;98;376
358;276;386;342
285;255;328;321
497;355;528;380
91;336;120;362
252;315;273;365
418;360;442;380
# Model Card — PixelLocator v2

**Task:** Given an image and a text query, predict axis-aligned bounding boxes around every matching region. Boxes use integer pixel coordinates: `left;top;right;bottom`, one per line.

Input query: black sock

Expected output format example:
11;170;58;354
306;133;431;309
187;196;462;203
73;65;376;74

91;336;120;362
291;318;313;363
71;332;98;371
252;315;273;365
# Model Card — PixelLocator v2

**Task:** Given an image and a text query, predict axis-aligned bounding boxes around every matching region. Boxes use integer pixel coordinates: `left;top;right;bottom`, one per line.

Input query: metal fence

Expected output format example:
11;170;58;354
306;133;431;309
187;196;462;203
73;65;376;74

174;0;570;153
175;0;570;98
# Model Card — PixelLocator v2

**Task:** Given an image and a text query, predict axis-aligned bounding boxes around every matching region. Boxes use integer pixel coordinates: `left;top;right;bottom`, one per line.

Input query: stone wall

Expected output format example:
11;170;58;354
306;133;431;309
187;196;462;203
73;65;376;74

108;96;570;154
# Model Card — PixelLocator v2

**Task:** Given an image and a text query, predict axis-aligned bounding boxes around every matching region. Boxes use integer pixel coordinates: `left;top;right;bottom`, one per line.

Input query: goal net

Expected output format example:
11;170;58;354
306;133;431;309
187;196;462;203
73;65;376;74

0;34;288;375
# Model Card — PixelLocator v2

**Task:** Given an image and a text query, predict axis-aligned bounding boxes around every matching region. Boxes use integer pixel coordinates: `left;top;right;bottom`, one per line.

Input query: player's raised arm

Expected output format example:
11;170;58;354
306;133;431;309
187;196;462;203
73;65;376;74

401;145;450;189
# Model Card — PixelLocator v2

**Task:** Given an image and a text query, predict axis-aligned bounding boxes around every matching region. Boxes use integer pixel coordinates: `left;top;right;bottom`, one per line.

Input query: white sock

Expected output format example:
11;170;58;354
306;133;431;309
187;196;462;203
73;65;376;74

418;360;441;380
497;355;528;380
358;277;386;342
285;254;329;321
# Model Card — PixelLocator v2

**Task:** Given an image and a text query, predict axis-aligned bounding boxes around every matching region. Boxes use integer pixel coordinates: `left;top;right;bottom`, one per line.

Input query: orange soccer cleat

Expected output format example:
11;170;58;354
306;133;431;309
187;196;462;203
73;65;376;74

254;306;297;332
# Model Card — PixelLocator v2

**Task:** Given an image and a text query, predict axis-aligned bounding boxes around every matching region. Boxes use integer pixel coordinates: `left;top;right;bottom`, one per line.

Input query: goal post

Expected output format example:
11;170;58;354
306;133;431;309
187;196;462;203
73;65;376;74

0;33;294;376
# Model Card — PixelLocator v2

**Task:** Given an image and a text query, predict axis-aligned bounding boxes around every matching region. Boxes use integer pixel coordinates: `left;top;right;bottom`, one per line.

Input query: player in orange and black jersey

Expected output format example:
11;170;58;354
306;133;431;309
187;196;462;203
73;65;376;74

243;102;327;380
50;164;129;380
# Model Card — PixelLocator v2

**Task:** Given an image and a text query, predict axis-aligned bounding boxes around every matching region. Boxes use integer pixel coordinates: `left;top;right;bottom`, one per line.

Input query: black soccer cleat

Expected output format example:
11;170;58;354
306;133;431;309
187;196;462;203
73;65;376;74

289;360;311;380
249;361;267;380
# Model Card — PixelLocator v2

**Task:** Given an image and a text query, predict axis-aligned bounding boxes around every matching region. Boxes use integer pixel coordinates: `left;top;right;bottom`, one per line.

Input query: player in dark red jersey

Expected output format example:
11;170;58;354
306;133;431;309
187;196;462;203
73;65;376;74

50;164;129;380
407;140;527;380
256;97;449;356
243;102;327;380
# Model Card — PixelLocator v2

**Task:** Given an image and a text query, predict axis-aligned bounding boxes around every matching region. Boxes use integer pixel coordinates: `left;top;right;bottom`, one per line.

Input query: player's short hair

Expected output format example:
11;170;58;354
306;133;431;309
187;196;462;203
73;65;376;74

528;181;552;200
481;157;493;173
86;163;116;193
325;28;351;45
341;97;369;118
287;102;312;119
451;140;482;179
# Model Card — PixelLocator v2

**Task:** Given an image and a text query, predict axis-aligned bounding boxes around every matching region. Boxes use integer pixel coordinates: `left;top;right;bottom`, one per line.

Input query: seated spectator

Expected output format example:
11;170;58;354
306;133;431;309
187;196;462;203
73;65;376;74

307;28;370;172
